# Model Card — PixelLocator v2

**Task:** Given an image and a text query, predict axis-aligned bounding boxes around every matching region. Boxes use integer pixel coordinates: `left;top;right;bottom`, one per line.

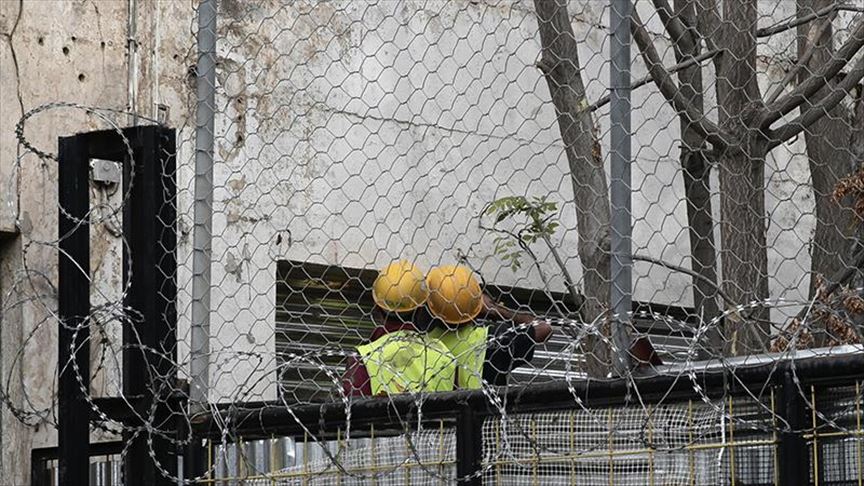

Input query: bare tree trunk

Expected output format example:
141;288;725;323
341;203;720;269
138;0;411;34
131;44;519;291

797;0;861;320
674;0;721;353
853;79;864;164
848;72;864;293
533;0;611;377
640;0;864;356
715;0;770;355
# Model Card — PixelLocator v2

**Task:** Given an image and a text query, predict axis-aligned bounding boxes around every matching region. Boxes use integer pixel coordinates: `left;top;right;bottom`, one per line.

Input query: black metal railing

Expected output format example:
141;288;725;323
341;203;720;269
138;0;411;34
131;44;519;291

189;349;864;485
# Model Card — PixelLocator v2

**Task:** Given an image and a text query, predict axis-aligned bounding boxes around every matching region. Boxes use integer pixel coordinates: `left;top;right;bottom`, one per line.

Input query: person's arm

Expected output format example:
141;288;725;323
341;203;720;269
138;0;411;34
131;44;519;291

482;294;529;322
481;294;553;342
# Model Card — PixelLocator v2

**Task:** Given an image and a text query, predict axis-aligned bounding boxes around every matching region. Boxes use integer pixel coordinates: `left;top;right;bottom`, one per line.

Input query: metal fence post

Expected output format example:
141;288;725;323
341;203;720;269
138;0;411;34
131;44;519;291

57;135;91;486
609;0;634;374
778;370;809;485
456;404;483;485
190;0;218;409
121;126;179;485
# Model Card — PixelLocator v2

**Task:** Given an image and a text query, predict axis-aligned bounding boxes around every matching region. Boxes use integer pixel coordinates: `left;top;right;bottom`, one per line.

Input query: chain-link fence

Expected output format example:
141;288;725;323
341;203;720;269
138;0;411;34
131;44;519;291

3;0;864;484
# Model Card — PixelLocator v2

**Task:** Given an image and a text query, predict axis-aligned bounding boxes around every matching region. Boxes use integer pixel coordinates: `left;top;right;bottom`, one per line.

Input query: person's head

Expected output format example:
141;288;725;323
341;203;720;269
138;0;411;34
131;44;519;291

425;264;483;327
371;260;430;326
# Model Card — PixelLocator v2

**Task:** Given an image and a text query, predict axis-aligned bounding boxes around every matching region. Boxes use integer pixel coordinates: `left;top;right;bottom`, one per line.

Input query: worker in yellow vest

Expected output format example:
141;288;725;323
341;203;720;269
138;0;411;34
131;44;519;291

425;264;553;388
342;260;456;397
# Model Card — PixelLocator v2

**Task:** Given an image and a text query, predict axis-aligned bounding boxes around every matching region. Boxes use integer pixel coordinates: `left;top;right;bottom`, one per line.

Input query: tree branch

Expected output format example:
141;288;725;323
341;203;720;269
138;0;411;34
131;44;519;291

768;52;864;147
587;48;722;112
475;220;575;318
630;9;733;148
539;232;584;311
764;11;838;105
818;244;864;300
652;0;697;54
760;13;864;127
757;3;864;37
632;254;735;307
790;243;864;323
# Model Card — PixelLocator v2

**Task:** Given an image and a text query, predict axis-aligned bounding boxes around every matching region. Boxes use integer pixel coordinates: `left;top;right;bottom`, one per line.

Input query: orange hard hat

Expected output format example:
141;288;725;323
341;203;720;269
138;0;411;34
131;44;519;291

372;260;429;313
426;264;483;325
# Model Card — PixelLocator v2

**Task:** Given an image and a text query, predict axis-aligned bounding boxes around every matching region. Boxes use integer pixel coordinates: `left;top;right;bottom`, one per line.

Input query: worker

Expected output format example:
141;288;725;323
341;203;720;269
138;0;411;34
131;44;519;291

342;260;456;397
424;264;554;388
423;265;662;387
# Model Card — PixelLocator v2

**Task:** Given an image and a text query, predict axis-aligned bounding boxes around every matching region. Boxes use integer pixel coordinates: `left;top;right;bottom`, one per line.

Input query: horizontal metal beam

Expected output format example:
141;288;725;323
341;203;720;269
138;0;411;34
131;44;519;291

192;351;864;441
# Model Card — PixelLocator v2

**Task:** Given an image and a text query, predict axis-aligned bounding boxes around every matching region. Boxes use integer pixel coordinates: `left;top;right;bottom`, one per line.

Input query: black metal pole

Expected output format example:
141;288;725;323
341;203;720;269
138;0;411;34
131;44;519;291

30;449;50;486
778;370;809;485
58;135;91;486
122;126;178;485
183;438;208;482
456;403;482;485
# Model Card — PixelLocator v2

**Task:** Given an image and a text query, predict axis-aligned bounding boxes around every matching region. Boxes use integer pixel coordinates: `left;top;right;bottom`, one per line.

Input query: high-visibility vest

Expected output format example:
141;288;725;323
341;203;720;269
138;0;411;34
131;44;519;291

427;325;488;390
356;330;456;395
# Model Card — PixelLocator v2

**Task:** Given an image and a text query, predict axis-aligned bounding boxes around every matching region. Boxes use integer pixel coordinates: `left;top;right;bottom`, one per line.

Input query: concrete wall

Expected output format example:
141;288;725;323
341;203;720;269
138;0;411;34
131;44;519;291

1;0;850;482
0;0;195;482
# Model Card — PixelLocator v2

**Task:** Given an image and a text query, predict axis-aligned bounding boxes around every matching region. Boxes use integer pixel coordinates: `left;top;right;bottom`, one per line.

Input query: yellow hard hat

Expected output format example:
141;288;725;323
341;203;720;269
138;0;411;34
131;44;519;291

426;265;483;325
372;260;429;313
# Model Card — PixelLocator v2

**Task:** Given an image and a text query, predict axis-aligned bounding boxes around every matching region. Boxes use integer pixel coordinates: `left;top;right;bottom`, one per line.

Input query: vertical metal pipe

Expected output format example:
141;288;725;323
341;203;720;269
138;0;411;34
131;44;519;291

191;0;217;407
609;0;633;374
126;0;139;126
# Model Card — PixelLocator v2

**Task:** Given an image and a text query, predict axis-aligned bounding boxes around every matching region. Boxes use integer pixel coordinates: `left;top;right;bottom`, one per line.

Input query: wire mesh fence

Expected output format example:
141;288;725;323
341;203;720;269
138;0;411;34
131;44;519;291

29;371;864;485
2;0;864;484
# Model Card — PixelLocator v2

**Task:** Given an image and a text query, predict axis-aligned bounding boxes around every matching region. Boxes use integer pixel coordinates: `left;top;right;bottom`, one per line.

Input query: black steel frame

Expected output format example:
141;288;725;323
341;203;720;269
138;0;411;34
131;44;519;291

57;126;178;486
32;441;125;486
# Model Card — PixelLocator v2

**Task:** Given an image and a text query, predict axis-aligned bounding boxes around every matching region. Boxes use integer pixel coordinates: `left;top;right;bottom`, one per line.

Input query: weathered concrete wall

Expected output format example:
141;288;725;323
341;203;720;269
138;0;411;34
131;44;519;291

0;2;21;234
1;2;129;482
0;0;195;482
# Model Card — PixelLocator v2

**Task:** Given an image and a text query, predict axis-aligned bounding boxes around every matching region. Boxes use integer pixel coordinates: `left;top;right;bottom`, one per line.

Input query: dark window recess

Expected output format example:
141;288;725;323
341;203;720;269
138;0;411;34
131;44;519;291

276;261;697;403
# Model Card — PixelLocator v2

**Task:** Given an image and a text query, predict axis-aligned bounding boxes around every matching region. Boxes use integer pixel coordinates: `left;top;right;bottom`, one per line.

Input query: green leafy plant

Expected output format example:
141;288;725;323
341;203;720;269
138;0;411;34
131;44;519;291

483;196;560;272
480;195;584;318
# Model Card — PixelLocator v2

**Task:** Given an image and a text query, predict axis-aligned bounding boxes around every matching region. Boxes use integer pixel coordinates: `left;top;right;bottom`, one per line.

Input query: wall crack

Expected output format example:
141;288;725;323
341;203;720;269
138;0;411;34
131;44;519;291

2;0;25;232
321;104;566;149
4;0;25;121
